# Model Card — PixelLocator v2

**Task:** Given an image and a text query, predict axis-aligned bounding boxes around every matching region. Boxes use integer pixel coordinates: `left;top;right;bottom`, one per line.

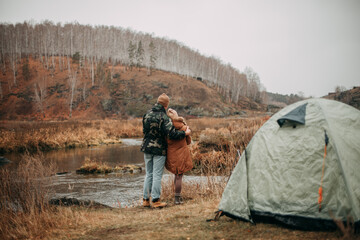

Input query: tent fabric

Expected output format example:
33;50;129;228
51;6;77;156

277;103;307;127
218;151;251;222
218;98;360;229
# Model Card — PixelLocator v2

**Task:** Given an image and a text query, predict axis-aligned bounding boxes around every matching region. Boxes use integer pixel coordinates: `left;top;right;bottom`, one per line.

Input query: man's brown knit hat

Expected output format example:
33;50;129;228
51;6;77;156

157;93;170;108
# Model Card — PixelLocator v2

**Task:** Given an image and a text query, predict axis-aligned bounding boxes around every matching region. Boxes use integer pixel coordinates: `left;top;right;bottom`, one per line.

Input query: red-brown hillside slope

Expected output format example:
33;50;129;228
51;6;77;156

0;57;264;120
323;86;360;110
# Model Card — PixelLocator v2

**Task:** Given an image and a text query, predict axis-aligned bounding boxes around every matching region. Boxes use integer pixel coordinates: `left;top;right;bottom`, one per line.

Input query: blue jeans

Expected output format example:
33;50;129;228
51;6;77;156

143;153;166;201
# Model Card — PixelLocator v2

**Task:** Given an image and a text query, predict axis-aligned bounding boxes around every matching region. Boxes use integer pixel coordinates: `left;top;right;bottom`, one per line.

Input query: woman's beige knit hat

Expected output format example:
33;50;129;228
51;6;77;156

167;108;178;119
157;93;170;108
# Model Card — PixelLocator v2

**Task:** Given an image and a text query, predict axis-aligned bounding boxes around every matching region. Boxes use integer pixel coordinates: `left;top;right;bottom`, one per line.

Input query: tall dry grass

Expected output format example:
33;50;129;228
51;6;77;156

188;117;268;175
0;154;113;240
0;119;142;154
161;175;227;203
0;154;57;239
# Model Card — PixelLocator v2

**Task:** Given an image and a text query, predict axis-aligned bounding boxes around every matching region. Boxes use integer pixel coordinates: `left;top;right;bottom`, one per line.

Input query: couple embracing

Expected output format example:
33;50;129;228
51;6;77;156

141;93;193;208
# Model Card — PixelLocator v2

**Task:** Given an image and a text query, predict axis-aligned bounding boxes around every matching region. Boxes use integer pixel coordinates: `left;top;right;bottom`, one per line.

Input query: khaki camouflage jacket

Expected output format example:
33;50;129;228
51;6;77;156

141;103;185;156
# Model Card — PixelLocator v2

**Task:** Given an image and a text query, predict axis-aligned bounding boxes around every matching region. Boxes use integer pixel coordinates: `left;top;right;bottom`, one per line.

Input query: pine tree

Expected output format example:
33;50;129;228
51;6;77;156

148;41;157;75
136;40;144;71
127;41;136;70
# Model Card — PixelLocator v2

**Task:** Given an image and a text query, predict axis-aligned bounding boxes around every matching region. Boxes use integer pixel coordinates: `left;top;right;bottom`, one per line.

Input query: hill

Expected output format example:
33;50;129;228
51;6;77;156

0;21;267;111
323;86;360;110
265;92;305;112
0;57;264;120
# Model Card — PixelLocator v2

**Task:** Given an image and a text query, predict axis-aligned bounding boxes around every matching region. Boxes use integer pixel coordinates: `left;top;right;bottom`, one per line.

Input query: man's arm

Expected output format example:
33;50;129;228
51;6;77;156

162;114;191;140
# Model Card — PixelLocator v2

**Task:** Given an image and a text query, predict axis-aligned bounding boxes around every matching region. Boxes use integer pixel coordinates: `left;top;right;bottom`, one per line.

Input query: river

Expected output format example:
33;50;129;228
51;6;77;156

3;139;219;208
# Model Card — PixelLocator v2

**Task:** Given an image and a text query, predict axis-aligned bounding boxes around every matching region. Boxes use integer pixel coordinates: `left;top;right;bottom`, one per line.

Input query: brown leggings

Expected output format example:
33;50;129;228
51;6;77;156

174;174;183;195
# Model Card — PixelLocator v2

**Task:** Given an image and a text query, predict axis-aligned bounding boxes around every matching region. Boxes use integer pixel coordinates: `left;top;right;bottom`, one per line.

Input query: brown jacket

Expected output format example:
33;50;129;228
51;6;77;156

165;116;193;175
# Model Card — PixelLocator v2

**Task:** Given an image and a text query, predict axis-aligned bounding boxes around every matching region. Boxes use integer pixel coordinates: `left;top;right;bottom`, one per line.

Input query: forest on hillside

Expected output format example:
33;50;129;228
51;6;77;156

0;21;267;105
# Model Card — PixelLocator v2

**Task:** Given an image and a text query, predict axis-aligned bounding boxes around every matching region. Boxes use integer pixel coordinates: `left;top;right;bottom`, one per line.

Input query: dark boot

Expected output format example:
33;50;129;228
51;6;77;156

174;194;183;205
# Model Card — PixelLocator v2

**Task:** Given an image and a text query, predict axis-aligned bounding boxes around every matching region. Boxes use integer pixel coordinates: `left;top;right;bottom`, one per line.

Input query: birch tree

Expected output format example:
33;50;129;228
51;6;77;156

34;76;47;118
244;67;261;102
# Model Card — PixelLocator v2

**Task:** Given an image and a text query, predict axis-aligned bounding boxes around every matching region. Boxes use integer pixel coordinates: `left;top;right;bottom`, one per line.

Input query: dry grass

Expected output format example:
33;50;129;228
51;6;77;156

0;119;142;154
331;214;358;240
76;157;142;174
46;199;345;240
161;174;227;203
0;154;79;240
76;157;114;174
188;117;268;175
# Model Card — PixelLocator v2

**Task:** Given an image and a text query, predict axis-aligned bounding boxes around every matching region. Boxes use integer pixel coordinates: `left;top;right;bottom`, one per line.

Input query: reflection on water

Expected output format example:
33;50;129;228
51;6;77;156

51;172;146;208
51;171;223;208
3;138;144;172
50;138;145;172
4;139;146;207
3;138;223;208
47;139;146;207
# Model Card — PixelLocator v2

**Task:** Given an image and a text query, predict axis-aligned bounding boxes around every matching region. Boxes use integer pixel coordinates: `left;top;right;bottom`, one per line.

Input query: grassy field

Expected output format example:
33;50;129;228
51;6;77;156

0;117;358;239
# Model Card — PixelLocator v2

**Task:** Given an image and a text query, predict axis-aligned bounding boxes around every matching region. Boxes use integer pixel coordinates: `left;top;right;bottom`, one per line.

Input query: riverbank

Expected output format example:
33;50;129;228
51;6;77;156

48;199;344;240
0;119;142;154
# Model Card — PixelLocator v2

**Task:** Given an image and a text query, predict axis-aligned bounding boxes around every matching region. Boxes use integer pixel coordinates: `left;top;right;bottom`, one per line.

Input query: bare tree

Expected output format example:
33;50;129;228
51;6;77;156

9;54;17;87
34;76;47;118
68;71;77;118
82;82;87;101
91;56;95;86
8;27;18;87
0;80;3;100
244;66;261;102
335;85;346;94
0;25;6;75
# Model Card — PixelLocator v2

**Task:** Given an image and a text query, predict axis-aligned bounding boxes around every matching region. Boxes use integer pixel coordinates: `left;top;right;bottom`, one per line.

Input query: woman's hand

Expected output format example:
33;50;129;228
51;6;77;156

185;126;191;136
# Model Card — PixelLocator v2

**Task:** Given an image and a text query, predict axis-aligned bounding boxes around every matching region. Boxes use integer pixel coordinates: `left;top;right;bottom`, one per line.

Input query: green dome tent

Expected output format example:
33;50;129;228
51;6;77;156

218;98;360;230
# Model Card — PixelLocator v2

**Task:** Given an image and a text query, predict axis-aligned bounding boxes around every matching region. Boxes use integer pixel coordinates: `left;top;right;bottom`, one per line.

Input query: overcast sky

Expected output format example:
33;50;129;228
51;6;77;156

1;0;359;97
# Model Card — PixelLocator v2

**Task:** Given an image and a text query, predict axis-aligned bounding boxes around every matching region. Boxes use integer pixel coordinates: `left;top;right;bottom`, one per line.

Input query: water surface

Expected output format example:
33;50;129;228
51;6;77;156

4;139;220;208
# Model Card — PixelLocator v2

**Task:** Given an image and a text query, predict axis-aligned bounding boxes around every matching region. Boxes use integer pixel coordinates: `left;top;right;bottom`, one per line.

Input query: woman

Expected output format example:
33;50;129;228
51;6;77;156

166;108;193;204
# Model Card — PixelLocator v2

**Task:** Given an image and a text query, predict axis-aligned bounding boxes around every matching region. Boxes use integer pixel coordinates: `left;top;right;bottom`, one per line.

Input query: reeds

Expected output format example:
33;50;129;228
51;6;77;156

189;117;267;175
161;175;227;203
0;154;58;239
0;119;142;154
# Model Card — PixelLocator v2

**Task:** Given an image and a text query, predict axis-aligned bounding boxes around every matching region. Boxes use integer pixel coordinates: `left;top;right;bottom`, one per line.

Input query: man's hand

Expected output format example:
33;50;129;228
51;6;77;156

185;126;191;136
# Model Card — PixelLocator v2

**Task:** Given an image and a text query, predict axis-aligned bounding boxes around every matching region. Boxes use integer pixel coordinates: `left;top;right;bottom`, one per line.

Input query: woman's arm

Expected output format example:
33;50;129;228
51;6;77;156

186;135;192;145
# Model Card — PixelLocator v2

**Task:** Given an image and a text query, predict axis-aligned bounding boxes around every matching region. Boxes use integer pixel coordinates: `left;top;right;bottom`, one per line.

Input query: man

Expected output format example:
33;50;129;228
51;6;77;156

141;93;191;208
